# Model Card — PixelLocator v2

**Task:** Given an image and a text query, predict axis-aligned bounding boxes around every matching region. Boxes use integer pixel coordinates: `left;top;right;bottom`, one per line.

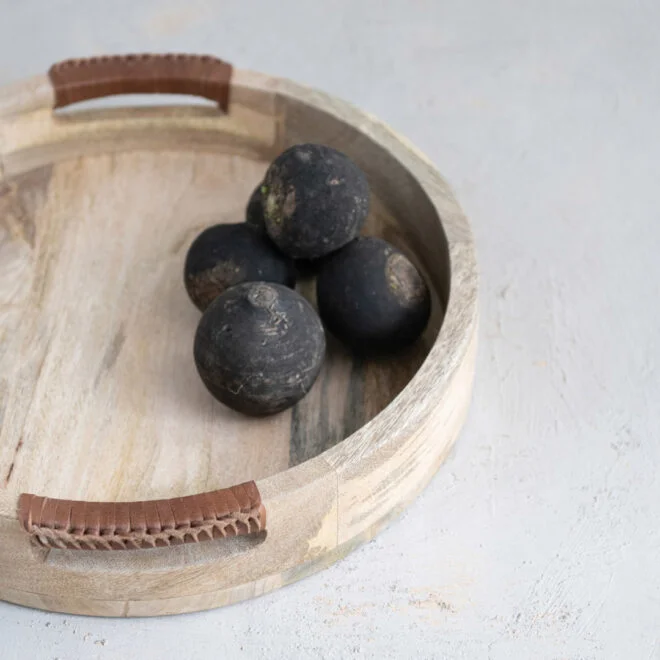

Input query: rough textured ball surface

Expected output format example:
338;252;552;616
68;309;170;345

245;184;266;233
316;237;431;354
184;223;296;311
194;282;326;416
262;143;369;259
246;183;324;277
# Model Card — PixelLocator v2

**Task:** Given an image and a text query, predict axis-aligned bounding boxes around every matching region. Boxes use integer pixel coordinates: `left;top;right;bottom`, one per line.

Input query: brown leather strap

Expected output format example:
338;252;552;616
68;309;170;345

18;481;265;550
48;54;232;112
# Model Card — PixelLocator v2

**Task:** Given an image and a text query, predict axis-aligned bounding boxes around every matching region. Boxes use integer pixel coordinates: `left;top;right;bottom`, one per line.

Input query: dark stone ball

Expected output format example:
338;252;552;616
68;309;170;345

245;183;266;233
194;282;326;416
184;223;296;311
262;143;369;259
316;237;431;354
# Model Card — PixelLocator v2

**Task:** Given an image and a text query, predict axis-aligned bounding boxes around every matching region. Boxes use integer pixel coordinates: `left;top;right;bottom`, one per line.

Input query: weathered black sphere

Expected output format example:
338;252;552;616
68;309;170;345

245;184;266;233
262;144;369;259
184;223;296;311
194;282;326;416
316;237;431;354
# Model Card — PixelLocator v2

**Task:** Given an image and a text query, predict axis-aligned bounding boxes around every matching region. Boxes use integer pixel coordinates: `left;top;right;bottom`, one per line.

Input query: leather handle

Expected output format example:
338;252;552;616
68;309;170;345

48;54;232;112
18;481;265;550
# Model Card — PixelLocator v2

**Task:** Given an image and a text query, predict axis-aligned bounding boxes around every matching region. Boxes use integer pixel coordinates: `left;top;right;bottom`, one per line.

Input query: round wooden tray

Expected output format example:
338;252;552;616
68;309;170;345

0;55;478;616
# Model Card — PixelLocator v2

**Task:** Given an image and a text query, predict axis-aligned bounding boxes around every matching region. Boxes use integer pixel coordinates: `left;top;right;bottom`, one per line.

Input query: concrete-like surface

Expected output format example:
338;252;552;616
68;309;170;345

1;1;658;658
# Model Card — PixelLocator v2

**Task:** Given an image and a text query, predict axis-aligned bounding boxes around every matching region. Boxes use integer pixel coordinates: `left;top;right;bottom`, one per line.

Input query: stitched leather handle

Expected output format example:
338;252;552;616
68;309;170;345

18;481;265;550
48;54;232;112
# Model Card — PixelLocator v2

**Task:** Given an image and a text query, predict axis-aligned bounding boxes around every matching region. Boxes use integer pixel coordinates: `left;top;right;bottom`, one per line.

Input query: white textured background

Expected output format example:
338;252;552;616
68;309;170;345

1;1;658;658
